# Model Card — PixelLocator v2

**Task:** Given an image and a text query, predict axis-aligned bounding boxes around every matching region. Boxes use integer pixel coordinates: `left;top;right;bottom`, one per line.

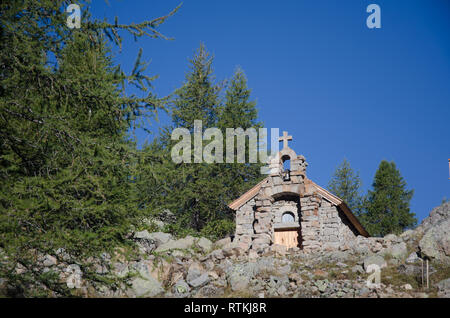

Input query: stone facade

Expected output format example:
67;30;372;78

229;132;367;253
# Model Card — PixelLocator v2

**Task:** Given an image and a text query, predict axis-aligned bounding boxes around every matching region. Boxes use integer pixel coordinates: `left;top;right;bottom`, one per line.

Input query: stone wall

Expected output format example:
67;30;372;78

235;199;255;249
233;150;360;253
318;198;357;251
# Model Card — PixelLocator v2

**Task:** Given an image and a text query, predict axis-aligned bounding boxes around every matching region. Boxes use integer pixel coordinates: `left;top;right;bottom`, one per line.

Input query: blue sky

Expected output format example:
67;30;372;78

90;0;450;223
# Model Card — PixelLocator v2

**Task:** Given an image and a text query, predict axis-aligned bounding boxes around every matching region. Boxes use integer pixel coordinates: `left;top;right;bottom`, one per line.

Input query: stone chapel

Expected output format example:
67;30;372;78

228;131;369;253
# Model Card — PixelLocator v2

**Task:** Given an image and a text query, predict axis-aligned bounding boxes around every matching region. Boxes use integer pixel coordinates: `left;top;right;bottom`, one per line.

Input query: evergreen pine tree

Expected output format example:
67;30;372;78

218;67;263;201
172;43;220;131
328;159;363;215
136;50;263;240
361;160;416;236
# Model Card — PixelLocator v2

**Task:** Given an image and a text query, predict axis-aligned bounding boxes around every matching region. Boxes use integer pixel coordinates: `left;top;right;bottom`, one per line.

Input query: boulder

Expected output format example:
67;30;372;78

384;234;401;244
186;262;204;287
196;237;213;253
270;244;287;256
128;261;164;297
406;252;420;264
214;237;232;249
146;232;173;246
209;249;225;261
172;279;190;297
134;230;153;240
378;242;408;260
419;218;450;263
65;264;82;289
134;230;157;254
436;278;450;298
363;255;387;271
42;254;57;267
420;202;450;231
130;275;164;297
188;273;210;288
326;250;352;263
113;262;129;278
351;264;364;274
155;235;196;253
226;263;256;292
402;284;413;290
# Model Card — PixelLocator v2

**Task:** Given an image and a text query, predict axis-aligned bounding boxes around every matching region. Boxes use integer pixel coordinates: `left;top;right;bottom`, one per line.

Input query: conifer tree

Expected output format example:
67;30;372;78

136;49;263;240
0;0;178;295
218;67;263;201
172;43;220;131
361;160;416;236
328;159;363;215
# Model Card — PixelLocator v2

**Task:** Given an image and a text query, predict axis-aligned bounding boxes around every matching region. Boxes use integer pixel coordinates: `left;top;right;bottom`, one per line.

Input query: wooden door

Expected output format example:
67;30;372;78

274;229;299;249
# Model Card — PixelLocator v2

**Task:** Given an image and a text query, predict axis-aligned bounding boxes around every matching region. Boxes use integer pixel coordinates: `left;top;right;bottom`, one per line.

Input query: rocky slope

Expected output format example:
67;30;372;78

1;203;449;298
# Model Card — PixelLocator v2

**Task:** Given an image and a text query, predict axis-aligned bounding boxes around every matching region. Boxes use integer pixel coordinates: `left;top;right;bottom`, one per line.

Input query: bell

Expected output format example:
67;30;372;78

283;169;290;181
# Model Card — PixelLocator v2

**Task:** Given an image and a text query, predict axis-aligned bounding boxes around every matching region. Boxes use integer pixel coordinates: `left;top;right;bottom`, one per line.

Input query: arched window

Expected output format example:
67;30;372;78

282;155;291;171
282;212;295;223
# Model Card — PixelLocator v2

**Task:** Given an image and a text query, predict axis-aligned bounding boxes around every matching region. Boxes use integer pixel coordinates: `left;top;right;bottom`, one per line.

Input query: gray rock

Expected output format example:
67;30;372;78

209;249;225;261
314;280;328;293
113;262;129;278
42;254;57;267
363;255;387;271
130;275;164;297
327;250;351;262
55;248;71;262
188;273;210;288
157;209;177;223
65;264;82;289
351;265;364;274
197;285;220;297
215;237;232;249
155;235;196;253
186;264;202;286
378;242;408;260
384;234;401;243
134;230;157;254
226;263;256;292
436;278;450;298
397;263;435;277
145;232;173;246
420;202;450;231
134;230;153;240
400;230;415;240
197;237;213;252
419;218;450;263
129;261;163;297
173;280;190;297
402;283;413;290
358;287;370;296
406;252;420;264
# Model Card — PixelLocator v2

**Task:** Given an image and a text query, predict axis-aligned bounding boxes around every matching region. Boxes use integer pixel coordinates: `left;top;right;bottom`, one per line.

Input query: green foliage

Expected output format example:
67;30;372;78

0;0;178;296
328;158;363;215
360;160;416;236
172;43;220;131
136;45;263;239
200;218;235;241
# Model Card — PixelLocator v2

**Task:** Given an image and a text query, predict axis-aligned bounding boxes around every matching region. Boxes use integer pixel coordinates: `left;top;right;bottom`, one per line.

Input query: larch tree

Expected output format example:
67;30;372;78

328;158;363;216
0;0;179;296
